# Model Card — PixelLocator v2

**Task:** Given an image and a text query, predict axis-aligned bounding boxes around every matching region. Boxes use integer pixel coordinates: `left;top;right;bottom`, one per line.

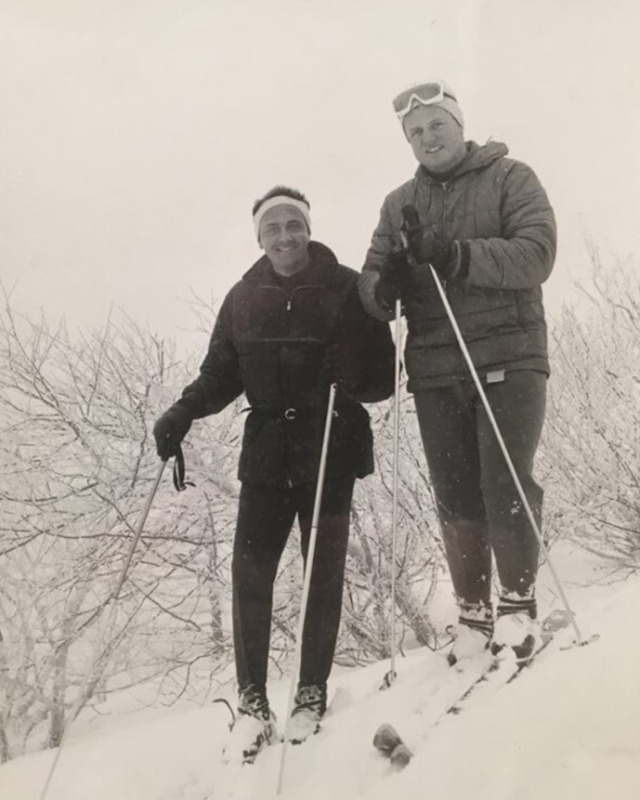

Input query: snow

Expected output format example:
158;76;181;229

2;555;639;800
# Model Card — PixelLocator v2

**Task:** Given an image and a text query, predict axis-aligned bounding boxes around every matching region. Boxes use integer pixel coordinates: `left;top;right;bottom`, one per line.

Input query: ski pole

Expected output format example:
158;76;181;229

382;298;402;689
111;459;167;600
427;267;584;646
276;383;337;796
38;459;167;800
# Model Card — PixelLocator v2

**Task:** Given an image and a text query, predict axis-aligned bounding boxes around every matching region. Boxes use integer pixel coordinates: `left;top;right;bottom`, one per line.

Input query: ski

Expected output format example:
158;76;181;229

446;609;574;714
373;723;413;769
372;609;575;767
446;634;552;715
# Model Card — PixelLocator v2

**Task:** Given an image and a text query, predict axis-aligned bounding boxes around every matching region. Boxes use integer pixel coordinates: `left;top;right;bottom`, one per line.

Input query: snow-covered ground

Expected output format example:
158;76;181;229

2;549;639;800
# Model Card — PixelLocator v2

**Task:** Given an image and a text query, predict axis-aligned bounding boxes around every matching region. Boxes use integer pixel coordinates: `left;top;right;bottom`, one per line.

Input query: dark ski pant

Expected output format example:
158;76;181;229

414;370;547;605
232;477;355;694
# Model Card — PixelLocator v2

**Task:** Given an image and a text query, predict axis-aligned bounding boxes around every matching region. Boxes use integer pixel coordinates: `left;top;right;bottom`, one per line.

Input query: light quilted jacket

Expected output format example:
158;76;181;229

359;141;557;390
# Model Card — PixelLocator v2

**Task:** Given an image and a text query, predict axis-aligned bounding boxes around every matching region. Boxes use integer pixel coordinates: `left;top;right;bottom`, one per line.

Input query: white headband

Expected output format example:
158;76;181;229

253;196;311;240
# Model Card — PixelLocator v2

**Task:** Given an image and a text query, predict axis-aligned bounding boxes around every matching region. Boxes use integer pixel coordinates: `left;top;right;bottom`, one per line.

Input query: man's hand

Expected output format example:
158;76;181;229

413;233;461;281
153;404;193;461
400;206;468;282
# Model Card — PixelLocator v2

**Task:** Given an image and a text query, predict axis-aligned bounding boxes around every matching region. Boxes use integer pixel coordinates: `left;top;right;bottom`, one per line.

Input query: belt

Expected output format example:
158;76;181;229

246;405;341;420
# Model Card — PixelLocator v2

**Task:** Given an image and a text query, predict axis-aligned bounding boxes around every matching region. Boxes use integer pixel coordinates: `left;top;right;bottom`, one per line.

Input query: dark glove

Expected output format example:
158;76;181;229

375;249;412;309
418;234;459;281
400;205;469;282
153;403;193;461
323;341;361;396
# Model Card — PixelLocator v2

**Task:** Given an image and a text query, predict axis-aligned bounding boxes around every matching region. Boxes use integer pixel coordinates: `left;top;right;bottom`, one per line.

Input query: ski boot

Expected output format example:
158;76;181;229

447;600;494;667
287;682;327;744
491;590;540;663
223;684;277;764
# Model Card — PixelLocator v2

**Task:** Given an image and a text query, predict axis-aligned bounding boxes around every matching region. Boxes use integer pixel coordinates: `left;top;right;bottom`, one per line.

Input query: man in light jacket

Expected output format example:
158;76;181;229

359;81;556;666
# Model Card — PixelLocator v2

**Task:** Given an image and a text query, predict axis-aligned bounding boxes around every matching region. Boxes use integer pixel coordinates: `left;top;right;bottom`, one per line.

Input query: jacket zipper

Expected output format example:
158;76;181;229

257;282;326;488
440;181;448;236
440;181;451;297
258;283;324;312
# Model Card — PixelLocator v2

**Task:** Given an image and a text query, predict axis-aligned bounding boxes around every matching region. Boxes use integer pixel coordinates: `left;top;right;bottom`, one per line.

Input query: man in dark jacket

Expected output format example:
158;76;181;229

154;186;394;761
359;82;556;667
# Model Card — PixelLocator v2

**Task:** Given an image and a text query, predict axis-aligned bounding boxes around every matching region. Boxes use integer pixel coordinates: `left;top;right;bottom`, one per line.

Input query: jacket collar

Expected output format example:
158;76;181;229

415;140;509;183
242;241;344;286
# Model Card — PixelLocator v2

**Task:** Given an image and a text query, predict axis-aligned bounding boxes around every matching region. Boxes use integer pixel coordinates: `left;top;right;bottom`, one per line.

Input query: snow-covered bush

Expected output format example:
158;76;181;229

0;306;238;760
541;250;640;572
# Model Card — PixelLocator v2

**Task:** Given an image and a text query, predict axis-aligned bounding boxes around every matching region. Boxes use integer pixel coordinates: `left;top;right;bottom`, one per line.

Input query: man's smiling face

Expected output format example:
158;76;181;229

258;205;311;276
403;105;467;174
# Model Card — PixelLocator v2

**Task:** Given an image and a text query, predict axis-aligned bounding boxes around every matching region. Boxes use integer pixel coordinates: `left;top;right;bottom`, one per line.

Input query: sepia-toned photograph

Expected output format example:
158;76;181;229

1;1;638;798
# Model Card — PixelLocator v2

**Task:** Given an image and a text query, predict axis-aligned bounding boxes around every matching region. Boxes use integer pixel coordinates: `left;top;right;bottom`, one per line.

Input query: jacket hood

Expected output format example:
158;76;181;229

416;140;509;182
242;241;343;285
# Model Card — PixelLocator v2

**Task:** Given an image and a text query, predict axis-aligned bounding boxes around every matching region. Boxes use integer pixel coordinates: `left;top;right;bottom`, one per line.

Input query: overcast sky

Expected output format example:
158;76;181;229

1;0;639;357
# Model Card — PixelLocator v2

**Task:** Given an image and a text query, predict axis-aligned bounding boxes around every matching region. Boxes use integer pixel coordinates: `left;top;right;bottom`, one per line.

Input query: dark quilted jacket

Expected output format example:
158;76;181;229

359;141;557;389
178;242;395;486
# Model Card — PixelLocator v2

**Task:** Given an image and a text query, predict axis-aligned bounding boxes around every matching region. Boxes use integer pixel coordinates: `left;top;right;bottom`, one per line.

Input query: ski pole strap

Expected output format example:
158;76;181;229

172;446;195;492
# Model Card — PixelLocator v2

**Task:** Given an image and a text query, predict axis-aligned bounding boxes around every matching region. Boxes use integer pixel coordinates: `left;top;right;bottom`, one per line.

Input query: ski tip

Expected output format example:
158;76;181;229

374;723;412;767
373;722;405;755
390;743;413;768
373;722;400;745
374;722;400;735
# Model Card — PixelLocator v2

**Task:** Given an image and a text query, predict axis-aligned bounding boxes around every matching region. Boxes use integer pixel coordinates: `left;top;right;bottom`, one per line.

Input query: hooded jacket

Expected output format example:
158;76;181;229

178;241;395;486
359;141;557;390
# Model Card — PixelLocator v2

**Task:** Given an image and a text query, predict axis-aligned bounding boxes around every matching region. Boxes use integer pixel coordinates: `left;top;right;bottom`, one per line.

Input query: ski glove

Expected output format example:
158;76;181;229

400;206;470;283
375;249;412;309
153;403;193;461
410;233;469;283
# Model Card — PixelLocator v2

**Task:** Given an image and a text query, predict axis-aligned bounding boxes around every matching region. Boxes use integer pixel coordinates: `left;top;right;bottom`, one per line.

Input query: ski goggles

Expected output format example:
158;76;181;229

392;82;456;120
